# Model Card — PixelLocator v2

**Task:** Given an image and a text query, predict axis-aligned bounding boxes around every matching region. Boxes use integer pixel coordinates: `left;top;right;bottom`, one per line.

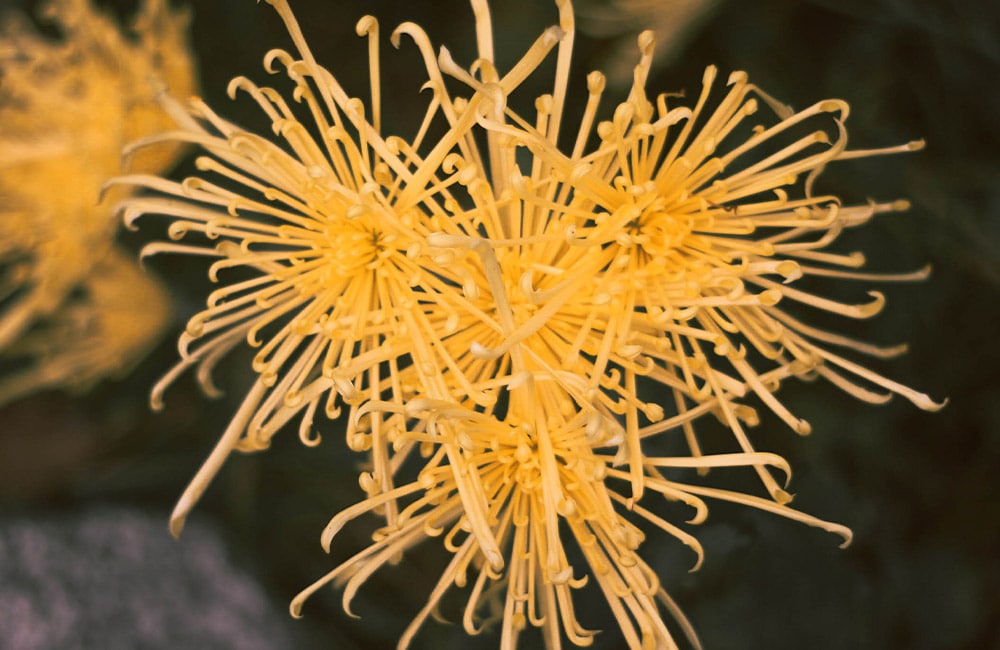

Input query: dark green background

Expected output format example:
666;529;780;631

2;1;997;648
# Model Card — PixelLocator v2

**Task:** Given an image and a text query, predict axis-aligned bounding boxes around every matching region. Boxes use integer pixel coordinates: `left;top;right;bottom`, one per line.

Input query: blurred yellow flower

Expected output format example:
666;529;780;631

0;0;196;404
118;0;941;647
579;0;721;84
0;248;171;404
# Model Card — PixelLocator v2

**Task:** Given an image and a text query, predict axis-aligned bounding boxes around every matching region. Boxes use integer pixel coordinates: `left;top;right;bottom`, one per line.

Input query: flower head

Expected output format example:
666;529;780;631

0;248;171;404
1;0;195;218
0;0;195;403
294;376;850;649
121;0;941;647
114;0;533;536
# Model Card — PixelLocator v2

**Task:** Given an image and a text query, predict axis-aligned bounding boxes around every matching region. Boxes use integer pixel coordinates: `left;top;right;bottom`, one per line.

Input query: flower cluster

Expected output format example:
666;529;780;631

117;0;941;647
0;0;197;404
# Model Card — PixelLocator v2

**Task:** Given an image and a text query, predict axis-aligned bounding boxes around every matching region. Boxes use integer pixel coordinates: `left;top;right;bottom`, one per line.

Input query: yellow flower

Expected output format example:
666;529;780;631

0;248;171;404
114;0;523;537
119;0;941;647
386;5;945;512
0;0;195;402
299;2;939;646
1;0;195;219
294;378;850;649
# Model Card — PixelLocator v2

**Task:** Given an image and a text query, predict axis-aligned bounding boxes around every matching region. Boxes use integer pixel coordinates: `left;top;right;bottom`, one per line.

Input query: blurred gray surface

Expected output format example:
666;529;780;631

0;508;292;650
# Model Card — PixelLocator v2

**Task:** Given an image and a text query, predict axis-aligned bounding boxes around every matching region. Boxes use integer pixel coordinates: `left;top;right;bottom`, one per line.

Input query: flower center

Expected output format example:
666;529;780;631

319;218;385;284
627;203;694;258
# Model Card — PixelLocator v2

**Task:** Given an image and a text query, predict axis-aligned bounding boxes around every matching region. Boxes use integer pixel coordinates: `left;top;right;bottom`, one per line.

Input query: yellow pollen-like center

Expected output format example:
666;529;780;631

629;205;694;257
319;220;385;280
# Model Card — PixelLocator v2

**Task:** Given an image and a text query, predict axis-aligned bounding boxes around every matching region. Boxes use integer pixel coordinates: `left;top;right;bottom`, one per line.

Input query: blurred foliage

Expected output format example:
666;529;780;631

1;0;997;648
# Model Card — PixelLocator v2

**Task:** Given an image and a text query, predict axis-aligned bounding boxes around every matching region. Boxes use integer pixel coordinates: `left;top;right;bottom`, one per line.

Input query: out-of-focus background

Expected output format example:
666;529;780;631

1;0;997;648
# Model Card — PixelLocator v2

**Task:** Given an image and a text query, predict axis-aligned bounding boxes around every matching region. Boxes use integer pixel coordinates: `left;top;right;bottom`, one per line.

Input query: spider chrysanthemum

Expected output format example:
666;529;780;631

293;376;852;649
385;3;944;505
290;3;933;646
114;0;551;536
120;0;942;648
462;57;947;504
0;0;195;404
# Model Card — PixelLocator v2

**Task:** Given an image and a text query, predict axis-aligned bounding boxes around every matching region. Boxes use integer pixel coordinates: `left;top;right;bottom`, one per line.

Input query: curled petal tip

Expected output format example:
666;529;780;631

771;488;794;505
355;15;377;36
485;549;505;572
725;69;745;85
343;601;362;620
168;514;186;539
687;543;705;573
586;70;605;93
922;395;949;412
320;520;344;553
637;29;655;54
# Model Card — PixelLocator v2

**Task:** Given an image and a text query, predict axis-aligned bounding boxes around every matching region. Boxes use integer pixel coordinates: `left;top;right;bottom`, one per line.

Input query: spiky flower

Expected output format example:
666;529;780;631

460;49;947;505
303;3;939;647
114;0;536;536
293;377;853;649
0;0;195;403
119;0;941;647
387;4;944;505
0;248;171;403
